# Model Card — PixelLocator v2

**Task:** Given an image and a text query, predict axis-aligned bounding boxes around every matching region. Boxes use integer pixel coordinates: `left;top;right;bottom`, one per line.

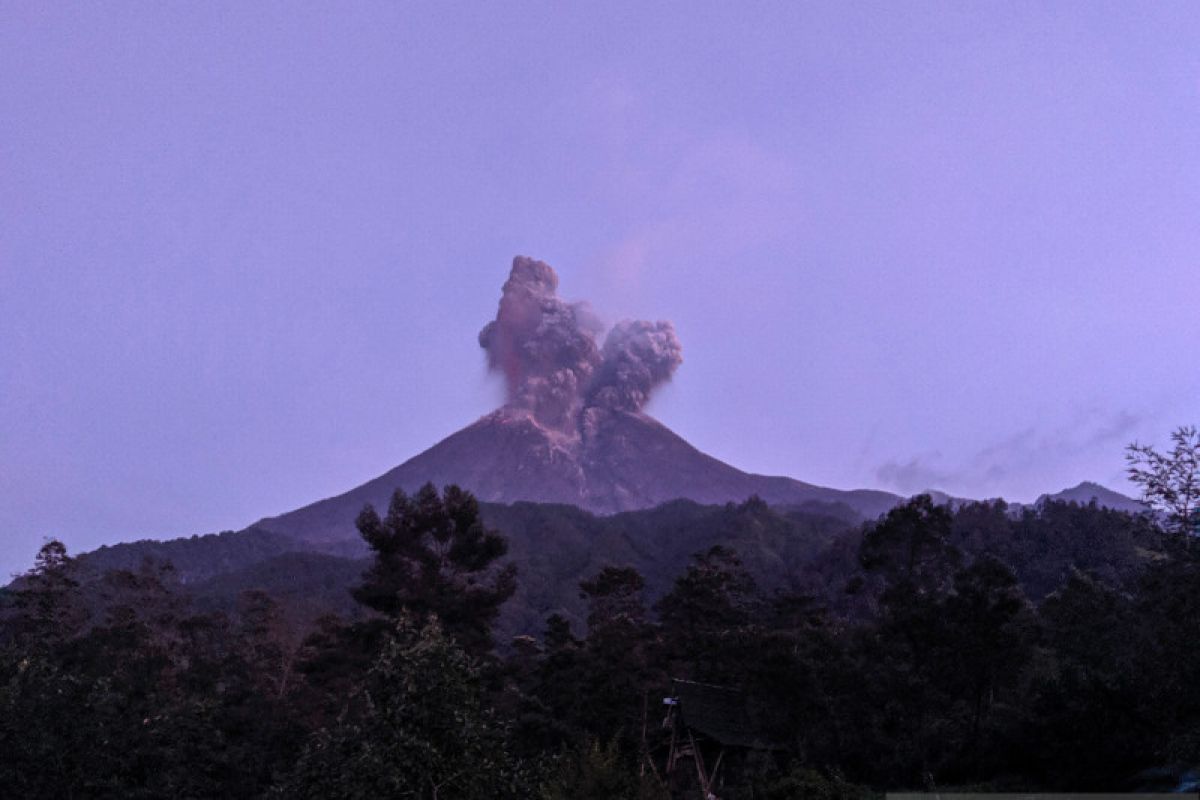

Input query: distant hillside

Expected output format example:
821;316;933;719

188;551;370;626
805;496;1163;620
64;490;1161;645
1038;480;1147;514
48;254;1150;641
80;528;301;584
72;498;854;639
68;491;1161;647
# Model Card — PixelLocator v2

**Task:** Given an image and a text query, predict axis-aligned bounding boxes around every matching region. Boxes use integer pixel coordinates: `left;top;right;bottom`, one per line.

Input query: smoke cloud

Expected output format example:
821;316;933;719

479;256;682;430
589;320;683;412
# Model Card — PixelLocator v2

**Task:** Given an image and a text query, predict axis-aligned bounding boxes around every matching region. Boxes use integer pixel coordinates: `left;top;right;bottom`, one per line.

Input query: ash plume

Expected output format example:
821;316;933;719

588;320;683;412
479;256;682;430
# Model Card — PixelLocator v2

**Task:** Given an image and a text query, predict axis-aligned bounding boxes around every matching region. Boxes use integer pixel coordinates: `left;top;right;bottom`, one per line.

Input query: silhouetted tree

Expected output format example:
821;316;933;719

1025;571;1147;788
574;566;656;746
1127;425;1200;539
655;545;757;683
353;483;516;654
936;556;1035;776
860;494;961;600
277;616;532;799
1129;543;1200;766
3;539;89;648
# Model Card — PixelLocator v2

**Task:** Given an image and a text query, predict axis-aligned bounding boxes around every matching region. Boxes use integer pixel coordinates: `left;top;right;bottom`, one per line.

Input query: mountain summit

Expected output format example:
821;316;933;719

249;257;1141;545
254;257;898;542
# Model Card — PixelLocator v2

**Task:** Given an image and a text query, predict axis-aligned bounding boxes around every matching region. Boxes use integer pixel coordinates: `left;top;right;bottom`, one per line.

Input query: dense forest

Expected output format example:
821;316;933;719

2;482;1199;798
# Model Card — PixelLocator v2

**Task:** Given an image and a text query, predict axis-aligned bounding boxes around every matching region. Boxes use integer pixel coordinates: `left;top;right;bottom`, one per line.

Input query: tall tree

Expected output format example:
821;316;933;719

1127;425;1200;539
655;545;757;683
1026;571;1147;788
3;539;89;649
860;494;961;602
574;567;656;745
937;556;1034;767
353;483;516;654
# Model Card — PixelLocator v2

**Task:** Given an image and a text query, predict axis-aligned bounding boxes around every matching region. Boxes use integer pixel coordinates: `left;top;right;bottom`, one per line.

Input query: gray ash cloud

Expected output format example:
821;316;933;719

479;256;682;429
588;320;683;412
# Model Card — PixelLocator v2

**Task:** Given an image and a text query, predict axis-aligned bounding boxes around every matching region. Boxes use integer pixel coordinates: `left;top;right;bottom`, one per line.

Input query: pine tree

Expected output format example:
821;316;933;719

353;483;517;654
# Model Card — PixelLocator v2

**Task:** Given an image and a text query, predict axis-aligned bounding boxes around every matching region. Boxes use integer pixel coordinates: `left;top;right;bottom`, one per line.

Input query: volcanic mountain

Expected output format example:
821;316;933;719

247;256;901;543
247;257;1150;545
254;405;901;543
57;256;1147;642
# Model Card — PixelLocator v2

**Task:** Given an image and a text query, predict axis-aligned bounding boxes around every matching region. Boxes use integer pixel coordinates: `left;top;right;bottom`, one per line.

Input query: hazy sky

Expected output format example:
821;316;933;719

3;2;1199;577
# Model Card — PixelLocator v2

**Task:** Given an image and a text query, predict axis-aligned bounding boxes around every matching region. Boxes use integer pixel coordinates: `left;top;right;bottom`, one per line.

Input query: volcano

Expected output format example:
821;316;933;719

251;256;901;543
254;405;901;543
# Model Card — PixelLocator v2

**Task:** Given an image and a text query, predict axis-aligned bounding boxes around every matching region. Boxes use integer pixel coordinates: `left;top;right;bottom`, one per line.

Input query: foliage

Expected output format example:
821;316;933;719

860;494;961;597
0;488;1195;796
572;566;658;746
276;615;533;799
539;739;668;800
655;545;759;684
0;544;304;798
353;482;517;654
1127;425;1200;537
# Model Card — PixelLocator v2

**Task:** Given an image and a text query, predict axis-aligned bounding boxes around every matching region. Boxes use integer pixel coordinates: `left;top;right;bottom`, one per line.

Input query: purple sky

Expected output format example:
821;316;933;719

3;3;1199;577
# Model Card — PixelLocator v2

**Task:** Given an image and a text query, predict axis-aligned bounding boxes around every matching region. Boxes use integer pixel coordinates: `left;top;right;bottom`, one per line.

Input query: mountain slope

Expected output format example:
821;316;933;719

65;493;1159;642
253;407;901;543
1038;481;1146;514
62;498;854;639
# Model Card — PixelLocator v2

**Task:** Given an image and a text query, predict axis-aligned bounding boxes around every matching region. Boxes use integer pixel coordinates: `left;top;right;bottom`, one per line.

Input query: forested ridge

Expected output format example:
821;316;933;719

2;485;1198;798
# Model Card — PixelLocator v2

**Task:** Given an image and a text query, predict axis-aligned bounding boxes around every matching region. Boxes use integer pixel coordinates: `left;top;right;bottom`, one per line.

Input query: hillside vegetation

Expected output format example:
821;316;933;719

1;488;1193;797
